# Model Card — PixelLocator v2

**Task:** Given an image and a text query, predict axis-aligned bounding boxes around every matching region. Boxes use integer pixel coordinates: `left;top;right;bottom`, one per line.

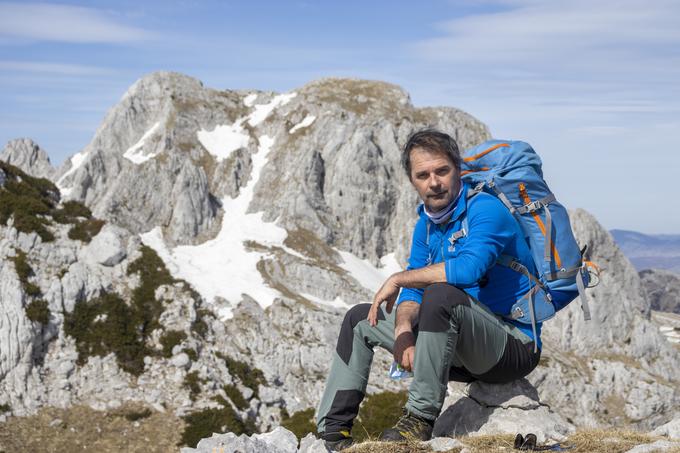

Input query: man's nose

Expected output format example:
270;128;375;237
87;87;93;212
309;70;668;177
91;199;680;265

428;174;440;187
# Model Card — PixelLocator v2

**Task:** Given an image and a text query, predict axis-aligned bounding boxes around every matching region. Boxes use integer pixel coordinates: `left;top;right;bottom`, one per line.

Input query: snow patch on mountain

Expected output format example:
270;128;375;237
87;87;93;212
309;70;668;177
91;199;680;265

197;122;250;162
248;93;296;126
337;251;402;294
197;92;297;163
123;122;161;164
289;115;316;134
243;93;258;107
56;149;89;197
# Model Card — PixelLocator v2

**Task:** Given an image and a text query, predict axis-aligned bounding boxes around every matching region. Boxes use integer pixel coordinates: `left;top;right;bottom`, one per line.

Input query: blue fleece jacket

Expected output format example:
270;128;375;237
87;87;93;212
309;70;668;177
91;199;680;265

396;183;542;348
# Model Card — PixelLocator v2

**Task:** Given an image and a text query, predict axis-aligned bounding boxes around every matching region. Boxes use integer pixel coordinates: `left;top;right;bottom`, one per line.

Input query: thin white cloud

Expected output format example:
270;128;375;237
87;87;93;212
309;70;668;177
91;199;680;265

416;0;680;64
0;2;154;43
0;60;112;75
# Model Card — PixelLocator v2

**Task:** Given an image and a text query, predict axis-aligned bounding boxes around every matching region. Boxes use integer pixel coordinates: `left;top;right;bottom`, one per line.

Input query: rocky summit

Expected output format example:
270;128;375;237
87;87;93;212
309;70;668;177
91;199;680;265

0;72;678;451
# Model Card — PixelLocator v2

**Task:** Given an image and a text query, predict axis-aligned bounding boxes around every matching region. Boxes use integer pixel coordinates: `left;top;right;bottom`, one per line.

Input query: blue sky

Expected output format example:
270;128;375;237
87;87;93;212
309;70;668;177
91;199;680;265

1;0;679;233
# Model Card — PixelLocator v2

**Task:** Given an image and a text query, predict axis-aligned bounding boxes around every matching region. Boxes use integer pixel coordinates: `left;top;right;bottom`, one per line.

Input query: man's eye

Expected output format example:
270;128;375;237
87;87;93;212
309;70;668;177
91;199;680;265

436;168;450;176
416;173;428;180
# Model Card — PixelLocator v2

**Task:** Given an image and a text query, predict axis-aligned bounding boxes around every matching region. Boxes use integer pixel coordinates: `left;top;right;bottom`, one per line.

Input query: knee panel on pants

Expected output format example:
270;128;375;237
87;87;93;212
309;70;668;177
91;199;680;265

336;304;383;364
419;283;470;332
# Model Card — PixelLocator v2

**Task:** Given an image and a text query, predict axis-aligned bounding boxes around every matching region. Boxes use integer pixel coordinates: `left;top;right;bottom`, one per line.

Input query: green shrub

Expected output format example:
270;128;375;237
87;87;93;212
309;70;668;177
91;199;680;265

353;391;408;441
281;407;316;440
180;399;255;448
63;246;176;376
159;330;187;358
68;218;105;243
52;200;92;224
0;403;10;413
26;299;50;324
191;310;211;338
11;251;42;297
183;348;198;362
184;371;203;401
0;161;58;242
126;245;174;343
223;384;248;411
216;352;266;398
63;292;150;376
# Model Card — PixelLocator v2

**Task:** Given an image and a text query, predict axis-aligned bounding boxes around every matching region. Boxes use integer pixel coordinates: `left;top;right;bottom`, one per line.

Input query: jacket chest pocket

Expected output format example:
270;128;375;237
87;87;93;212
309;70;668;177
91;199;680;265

443;235;466;259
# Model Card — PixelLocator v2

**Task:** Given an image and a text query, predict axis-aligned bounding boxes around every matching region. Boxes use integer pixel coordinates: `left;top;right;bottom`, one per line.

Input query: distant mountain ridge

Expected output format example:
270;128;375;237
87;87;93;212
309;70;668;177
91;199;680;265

610;229;680;272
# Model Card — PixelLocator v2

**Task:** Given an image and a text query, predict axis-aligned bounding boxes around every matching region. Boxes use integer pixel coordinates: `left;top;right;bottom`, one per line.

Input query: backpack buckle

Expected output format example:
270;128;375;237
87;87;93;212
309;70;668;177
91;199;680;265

511;306;524;320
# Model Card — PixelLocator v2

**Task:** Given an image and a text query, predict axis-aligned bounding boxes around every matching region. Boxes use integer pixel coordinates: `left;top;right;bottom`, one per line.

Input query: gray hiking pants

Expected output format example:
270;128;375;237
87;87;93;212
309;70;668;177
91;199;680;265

316;283;540;433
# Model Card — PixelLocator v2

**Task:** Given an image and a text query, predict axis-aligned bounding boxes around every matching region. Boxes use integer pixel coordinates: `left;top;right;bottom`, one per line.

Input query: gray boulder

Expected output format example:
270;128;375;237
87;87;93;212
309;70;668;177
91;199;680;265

0;167;6;187
77;224;128;266
651;416;680;439
180;426;298;453
434;379;573;443
0;138;56;179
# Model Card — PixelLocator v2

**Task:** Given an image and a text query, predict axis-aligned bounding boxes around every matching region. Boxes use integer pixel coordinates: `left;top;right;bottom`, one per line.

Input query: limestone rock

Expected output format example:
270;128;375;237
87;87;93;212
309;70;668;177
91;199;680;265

299;433;329;453
77;224;128;266
171;353;191;369
434;379;573;443
651;416;680;439
0;167;6;187
0;138;56;179
640;269;680;314
425;437;465;451
625;440;680;452
180;427;298;453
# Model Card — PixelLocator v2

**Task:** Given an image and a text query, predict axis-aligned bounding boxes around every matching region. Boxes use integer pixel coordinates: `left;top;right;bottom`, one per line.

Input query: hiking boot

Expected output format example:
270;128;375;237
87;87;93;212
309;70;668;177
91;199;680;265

320;430;354;451
380;409;434;442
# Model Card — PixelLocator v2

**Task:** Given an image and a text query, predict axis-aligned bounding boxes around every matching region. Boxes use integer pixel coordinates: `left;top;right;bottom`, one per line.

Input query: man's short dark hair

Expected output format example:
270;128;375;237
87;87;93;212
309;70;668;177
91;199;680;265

401;129;462;178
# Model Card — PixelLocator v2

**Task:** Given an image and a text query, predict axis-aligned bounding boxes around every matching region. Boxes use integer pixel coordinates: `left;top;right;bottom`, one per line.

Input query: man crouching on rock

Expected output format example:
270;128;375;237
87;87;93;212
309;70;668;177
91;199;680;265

316;129;542;451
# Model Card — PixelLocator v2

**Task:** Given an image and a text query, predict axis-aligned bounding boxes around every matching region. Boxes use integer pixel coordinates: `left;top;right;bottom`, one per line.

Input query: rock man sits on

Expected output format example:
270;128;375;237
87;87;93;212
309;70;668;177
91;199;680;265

316;129;544;450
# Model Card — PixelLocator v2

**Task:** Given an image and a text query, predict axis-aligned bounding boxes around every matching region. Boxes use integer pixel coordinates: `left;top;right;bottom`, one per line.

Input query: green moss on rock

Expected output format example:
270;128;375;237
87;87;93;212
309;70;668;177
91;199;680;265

68;219;105;243
159;330;187;358
280;407;316;440
10;250;41;297
63;246;186;377
52;200;92;224
26;299;50;324
216;353;266;398
353;391;408;441
184;371;204;401
183;348;198;362
223;384;248;411
64;292;150;376
0;160;58;242
180;398;256;448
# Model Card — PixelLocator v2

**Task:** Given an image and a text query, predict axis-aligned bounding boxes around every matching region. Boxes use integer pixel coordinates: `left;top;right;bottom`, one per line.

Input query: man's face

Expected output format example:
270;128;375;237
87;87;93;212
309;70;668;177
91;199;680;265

409;147;461;213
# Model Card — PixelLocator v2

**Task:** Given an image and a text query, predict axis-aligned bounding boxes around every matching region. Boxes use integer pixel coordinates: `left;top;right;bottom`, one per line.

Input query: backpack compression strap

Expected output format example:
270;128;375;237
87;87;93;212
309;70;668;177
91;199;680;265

515;193;556;263
497;254;547;353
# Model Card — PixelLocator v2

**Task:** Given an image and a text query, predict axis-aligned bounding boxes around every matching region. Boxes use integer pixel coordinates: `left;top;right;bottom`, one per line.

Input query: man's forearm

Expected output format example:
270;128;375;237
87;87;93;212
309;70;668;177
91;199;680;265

394;262;447;289
395;300;419;335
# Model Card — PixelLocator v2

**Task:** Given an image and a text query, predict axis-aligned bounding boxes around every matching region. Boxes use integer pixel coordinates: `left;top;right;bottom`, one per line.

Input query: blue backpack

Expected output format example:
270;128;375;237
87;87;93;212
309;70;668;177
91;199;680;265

460;140;596;343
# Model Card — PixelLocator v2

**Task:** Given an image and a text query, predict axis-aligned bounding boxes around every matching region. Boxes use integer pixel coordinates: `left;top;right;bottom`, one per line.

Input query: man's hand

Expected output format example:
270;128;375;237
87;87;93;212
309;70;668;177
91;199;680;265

367;274;401;327
394;301;419;371
394;331;415;371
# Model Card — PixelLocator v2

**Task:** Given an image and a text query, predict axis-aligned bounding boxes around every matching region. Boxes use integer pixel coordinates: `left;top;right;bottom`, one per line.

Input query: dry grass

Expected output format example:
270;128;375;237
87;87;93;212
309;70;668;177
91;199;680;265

0;404;183;453
2;408;679;453
345;430;679;453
